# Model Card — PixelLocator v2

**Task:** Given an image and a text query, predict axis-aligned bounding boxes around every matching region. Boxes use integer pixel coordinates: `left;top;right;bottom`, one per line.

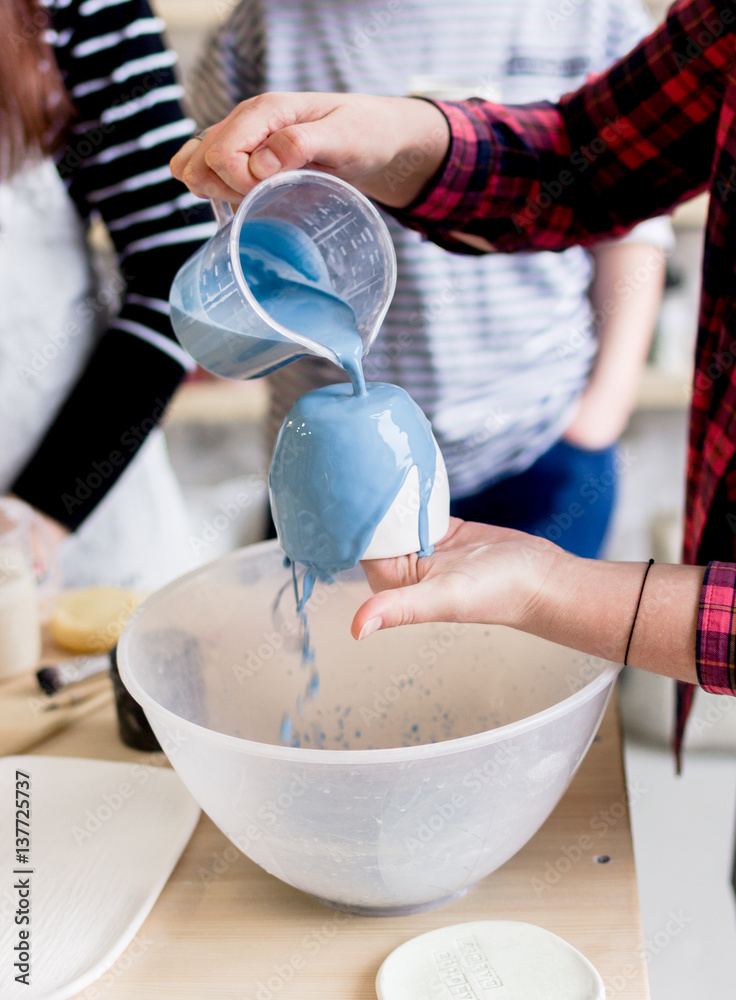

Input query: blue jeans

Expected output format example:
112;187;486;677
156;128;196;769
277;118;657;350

449;439;618;559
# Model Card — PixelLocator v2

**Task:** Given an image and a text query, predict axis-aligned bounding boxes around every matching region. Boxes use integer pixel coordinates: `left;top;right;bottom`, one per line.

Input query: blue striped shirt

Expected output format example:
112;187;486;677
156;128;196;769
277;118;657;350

190;0;672;496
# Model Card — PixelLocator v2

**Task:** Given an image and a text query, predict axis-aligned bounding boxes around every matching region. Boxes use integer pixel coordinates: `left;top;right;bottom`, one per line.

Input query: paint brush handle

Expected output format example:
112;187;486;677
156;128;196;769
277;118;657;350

42;676;112;711
36;653;110;694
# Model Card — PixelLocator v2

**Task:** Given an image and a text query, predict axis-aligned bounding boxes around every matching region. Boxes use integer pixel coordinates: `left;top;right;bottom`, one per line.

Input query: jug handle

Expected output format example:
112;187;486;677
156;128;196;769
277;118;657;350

211;200;234;229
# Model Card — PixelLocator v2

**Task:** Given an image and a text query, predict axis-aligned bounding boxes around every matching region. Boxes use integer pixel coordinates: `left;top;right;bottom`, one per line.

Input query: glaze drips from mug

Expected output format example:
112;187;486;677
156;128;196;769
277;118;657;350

240;218;447;747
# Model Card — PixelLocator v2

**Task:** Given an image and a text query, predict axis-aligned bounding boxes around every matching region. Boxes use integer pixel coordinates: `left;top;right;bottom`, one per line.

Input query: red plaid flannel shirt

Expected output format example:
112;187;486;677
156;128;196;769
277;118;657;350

392;0;736;755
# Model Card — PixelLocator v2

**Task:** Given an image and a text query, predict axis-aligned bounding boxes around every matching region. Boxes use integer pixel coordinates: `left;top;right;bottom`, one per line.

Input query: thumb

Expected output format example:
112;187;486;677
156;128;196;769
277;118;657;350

351;577;461;641
249;114;356;179
203;120;325;194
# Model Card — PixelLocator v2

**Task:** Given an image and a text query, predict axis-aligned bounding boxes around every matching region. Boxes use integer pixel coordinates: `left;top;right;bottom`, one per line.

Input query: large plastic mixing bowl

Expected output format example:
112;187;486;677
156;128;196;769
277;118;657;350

117;540;621;916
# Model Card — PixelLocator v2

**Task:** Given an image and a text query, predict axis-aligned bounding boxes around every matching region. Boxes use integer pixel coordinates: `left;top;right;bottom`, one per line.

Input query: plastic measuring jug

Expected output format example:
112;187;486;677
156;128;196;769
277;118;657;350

169;169;397;380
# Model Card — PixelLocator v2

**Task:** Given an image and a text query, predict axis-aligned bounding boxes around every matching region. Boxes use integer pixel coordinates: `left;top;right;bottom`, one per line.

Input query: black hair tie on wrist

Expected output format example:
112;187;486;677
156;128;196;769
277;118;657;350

624;558;655;666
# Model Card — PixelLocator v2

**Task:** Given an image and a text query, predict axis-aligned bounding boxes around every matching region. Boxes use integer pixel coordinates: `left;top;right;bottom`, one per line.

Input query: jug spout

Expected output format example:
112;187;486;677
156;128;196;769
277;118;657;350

169;170;397;381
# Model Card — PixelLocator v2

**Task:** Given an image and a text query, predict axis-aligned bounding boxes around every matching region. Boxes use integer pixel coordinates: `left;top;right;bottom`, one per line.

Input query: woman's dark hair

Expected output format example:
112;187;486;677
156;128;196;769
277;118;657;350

0;0;76;179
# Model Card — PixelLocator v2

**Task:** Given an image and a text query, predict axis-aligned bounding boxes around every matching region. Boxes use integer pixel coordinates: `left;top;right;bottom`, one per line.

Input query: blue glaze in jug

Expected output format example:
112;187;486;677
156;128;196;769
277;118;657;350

237;223;366;395
169;170;397;380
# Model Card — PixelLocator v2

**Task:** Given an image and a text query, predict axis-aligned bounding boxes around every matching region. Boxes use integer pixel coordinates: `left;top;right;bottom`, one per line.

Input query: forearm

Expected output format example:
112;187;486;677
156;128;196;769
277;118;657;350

587;241;666;401
528;554;704;684
565;240;666;447
173;3;727;249
355;522;716;688
357;98;450;207
177;92;450;208
393;3;723;253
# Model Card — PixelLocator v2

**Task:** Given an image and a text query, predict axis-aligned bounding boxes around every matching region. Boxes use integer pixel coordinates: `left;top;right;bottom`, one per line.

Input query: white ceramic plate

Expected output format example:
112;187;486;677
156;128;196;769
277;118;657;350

0;755;200;999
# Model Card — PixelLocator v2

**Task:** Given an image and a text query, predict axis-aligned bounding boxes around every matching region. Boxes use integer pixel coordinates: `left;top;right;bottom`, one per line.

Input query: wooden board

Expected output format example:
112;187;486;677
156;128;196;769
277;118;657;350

17;689;650;999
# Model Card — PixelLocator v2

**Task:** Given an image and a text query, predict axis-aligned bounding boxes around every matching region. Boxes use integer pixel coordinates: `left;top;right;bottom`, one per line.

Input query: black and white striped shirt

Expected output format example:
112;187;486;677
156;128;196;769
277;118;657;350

11;0;215;528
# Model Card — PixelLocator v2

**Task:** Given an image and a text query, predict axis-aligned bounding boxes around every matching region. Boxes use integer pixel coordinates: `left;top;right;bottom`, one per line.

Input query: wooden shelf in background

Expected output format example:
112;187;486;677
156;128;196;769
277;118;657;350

636;365;692;410
163;365;692;430
152;0;220;28
165;379;269;425
672;192;708;230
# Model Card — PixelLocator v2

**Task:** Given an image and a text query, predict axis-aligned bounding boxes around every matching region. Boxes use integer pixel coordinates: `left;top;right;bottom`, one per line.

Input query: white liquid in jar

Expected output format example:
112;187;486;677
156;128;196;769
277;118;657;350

0;565;41;680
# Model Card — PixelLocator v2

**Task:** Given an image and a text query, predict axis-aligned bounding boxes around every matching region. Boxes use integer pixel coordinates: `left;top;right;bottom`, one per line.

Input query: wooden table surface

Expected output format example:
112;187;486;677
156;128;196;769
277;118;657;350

2;651;650;999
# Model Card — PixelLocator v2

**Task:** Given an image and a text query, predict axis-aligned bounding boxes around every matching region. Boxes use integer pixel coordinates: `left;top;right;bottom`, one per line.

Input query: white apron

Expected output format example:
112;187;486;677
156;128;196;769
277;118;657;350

0;159;197;589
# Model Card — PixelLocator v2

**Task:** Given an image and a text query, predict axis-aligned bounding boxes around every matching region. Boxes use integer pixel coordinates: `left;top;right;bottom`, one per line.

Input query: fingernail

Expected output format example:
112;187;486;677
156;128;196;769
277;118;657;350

358;617;383;640
250;147;281;178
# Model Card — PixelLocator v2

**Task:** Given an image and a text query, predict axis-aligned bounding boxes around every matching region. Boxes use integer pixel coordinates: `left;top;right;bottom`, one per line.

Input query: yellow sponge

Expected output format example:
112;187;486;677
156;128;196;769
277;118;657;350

50;586;141;654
